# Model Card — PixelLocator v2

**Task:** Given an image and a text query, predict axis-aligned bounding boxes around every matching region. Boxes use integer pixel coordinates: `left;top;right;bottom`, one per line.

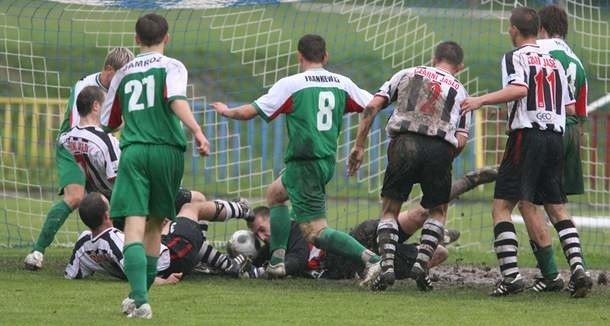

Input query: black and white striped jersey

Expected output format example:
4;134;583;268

64;227;170;280
376;66;471;148
501;44;575;133
58;125;120;198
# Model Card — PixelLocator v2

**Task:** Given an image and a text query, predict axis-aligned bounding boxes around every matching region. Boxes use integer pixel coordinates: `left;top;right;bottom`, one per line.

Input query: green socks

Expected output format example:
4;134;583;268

316;227;379;264
33;201;73;253
146;255;159;290
123;242;148;307
269;205;290;265
531;241;558;280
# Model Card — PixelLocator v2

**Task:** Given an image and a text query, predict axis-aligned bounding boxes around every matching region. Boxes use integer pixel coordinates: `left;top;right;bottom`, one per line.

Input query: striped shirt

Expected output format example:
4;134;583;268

65;227;170;280
376;66;471;148
501;44;575;133
58;125;121;198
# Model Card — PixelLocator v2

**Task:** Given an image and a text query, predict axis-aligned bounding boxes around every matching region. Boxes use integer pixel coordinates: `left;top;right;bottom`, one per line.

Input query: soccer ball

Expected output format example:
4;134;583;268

228;230;258;258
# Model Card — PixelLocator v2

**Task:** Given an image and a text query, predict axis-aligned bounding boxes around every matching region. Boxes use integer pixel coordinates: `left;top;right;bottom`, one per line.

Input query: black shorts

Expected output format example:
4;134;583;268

174;187;192;213
161;217;204;276
494;128;566;205
381;132;454;209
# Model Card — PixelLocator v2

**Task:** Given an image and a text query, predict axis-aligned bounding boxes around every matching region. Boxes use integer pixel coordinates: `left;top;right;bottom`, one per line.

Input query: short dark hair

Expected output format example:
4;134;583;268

510;7;539;38
79;192;108;230
538;5;568;39
298;34;326;63
135;13;169;46
247;206;270;228
76;85;105;117
434;41;464;66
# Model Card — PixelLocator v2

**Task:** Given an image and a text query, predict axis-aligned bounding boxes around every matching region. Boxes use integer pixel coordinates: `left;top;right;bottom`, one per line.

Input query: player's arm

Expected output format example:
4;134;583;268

347;95;388;176
171;99;210;156
64;233;93;279
460;85;527;113
210;102;258;120
154;273;183;285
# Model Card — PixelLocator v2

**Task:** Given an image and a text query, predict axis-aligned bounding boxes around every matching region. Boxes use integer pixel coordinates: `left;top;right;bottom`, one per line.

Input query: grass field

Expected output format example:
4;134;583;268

1;248;609;325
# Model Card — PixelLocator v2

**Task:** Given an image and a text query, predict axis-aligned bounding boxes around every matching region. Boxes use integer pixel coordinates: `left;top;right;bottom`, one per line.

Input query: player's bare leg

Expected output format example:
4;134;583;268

519;201;562;292
265;177;290;277
490;199;524;296
545;203;592;297
25;183;85;270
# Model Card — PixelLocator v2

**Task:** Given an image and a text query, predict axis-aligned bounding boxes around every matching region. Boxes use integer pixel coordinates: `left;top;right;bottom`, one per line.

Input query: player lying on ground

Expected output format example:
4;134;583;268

212;34;382;286
240;167;496;280
24;48;134;271
65;192;252;283
461;7;591;298
349;41;472;291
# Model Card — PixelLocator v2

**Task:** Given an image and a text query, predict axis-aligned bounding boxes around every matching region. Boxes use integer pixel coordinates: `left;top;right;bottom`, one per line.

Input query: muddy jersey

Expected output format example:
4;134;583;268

59;73;106;134
501;44;575;133
376;66;471;148
253;67;372;162
102;52;188;151
58;125;120;198
537;38;587;120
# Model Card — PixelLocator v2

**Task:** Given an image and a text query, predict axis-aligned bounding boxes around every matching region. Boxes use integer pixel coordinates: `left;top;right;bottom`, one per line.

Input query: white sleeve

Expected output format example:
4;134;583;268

343;78;373;113
166;59;188;102
253;76;294;122
64;232;94;279
101;72;124;130
156;244;171;275
102;135;120;180
375;69;410;103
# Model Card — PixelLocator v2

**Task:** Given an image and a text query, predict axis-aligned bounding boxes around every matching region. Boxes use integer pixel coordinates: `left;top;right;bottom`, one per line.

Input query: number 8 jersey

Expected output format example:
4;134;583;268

253;67;372;163
501;44;575;133
102;52;188;151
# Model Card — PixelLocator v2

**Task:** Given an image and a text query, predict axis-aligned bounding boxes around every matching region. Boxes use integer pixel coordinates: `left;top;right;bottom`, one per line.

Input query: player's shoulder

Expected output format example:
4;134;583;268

74;72;100;88
163;55;187;71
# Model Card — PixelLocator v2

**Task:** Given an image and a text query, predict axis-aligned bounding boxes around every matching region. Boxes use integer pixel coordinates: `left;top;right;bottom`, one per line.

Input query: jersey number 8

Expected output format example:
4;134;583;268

317;91;335;131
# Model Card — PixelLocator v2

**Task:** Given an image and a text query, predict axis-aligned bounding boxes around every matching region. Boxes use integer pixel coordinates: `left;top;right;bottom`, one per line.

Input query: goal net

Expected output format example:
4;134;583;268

1;0;609;256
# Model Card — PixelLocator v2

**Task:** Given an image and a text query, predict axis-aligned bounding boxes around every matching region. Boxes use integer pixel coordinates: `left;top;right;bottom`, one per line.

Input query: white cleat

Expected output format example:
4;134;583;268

121;297;136;315
359;261;381;288
24;251;43;270
127;303;152;319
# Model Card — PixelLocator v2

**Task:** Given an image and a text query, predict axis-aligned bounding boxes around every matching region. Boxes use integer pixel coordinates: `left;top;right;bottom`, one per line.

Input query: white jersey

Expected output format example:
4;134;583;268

501;44;575;133
376;66;471;147
60;73;106;133
58;125;121;198
65;227;170;280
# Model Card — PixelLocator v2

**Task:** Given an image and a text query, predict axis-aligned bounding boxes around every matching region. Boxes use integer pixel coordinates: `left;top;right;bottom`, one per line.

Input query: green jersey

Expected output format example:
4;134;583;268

60;72;106;133
253;68;372;162
102;52;188;151
538;38;588;121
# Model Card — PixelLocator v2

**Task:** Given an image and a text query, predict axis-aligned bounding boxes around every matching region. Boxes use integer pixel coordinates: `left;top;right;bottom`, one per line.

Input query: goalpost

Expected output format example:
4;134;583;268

0;0;608;255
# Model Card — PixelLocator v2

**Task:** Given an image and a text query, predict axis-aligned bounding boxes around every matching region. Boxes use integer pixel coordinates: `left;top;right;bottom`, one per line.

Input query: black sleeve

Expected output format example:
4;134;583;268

284;222;308;276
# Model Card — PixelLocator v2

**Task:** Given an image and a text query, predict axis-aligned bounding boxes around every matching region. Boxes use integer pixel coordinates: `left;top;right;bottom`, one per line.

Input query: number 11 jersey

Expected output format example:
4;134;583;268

102;52;188;151
253;67;372;163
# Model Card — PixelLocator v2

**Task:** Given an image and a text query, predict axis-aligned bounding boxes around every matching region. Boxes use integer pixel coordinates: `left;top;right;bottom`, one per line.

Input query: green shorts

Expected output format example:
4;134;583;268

56;144;85;194
563;121;584;195
110;144;184;221
281;157;335;223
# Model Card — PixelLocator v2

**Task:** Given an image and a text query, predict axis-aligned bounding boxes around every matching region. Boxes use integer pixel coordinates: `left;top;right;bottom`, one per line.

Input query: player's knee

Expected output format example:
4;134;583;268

299;220;327;244
63;186;85;209
266;179;288;206
189;190;206;202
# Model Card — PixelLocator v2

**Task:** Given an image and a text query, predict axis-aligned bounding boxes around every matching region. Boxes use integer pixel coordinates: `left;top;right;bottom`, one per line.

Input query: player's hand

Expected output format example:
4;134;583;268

194;130;210;156
460;96;484;114
165;272;183;284
211;102;230;117
347;145;364;176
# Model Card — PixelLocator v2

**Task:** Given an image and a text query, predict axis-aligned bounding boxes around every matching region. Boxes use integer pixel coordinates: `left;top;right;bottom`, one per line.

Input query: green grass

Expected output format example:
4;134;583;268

1;248;609;325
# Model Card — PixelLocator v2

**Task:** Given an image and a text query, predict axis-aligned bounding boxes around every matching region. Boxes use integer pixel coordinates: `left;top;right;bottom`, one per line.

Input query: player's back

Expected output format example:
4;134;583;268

537;38;587;117
59;72;105;133
502;44;573;133
65;228;126;279
58;125;120;198
255;68;371;162
381;66;469;147
103;52;188;151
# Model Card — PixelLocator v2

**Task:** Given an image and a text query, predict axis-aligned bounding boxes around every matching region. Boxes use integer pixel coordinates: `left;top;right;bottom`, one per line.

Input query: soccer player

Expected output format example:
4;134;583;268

65;192;250;284
536;5;592;295
461;7;591;298
348;41;472;291
211;34;382;286
102;13;209;318
24;47;134;271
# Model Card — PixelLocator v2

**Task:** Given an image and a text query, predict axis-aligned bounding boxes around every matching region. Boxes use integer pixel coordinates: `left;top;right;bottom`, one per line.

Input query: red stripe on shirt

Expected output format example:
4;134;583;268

108;95;123;129
345;95;364;113
575;84;587;117
268;96;293;121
